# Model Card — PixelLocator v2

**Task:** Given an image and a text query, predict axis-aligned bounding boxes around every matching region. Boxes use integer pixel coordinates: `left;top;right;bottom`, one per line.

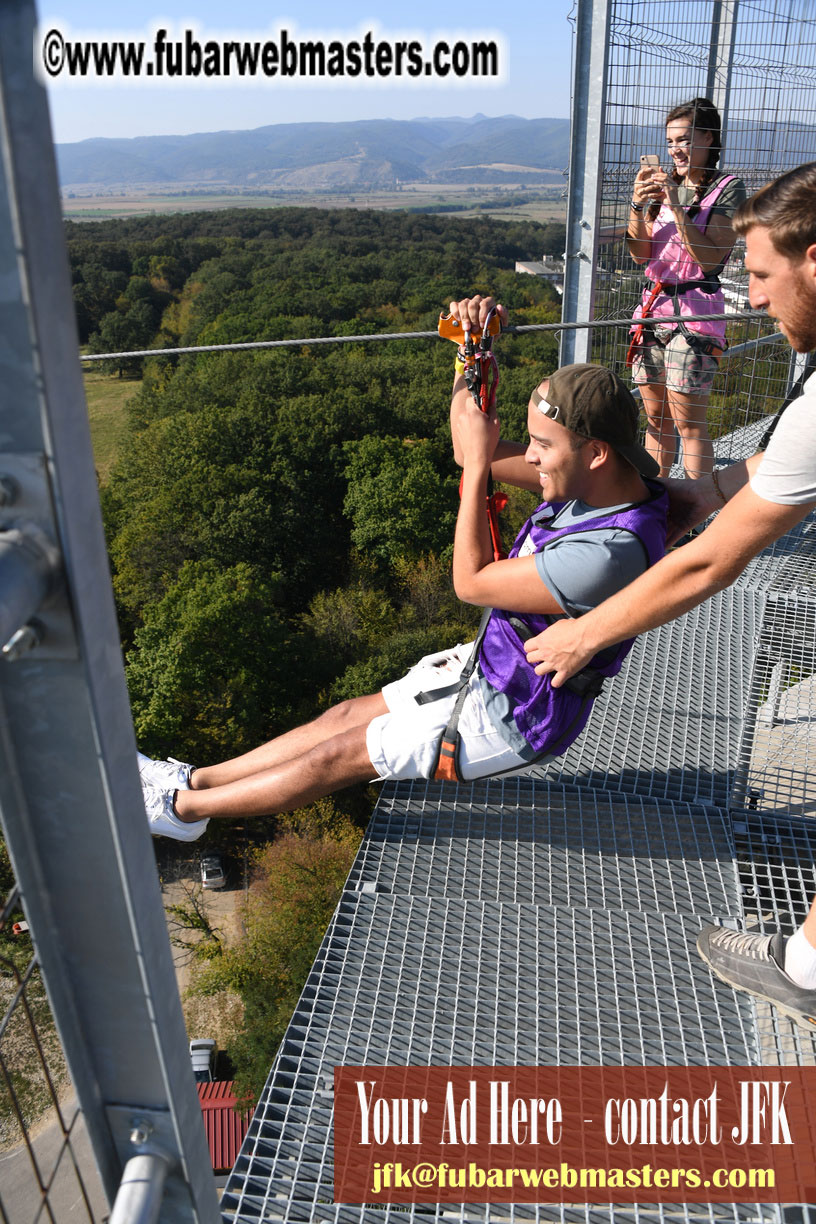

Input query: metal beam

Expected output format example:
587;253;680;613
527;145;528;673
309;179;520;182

560;0;612;366
0;4;219;1220
706;1;739;150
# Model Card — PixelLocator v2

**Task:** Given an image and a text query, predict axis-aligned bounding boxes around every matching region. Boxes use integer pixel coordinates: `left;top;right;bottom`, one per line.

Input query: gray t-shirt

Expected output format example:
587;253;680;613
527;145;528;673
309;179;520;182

478;497;655;757
675;171;746;219
750;369;816;505
674;171;747;277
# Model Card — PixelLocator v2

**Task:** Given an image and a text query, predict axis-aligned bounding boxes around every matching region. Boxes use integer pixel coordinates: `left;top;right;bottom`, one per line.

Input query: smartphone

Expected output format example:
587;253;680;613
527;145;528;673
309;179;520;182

640;154;660;171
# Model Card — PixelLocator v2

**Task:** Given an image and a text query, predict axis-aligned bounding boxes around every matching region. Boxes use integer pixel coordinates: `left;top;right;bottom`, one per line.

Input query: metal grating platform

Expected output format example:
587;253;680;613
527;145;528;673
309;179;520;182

727;814;816;1068
737;675;816;819
219;541;816;1223
222;762;816;1223
714;419;774;466
733;814;816;936
735;519;816;595
731;589;816;819
221;1204;782;1224
347;779;739;919
542;590;762;805
222;894;768;1224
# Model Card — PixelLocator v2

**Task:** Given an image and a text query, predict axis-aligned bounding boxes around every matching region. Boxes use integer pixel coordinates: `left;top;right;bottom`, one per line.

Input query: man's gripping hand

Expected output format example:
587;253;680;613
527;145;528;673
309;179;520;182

449;294;508;332
458;392;501;469
523;617;596;688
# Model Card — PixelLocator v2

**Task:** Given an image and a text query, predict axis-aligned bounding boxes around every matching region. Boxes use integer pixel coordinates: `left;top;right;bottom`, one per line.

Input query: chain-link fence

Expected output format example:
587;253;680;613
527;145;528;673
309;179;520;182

573;0;816;469
0;884;105;1223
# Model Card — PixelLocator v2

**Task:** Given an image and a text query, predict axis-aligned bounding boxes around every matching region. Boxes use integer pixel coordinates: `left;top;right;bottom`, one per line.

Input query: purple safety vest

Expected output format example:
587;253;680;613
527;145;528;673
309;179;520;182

478;480;668;756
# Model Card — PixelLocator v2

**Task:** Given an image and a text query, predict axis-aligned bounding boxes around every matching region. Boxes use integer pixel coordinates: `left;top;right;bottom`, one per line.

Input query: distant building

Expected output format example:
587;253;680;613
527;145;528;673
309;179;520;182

515;256;564;295
720;275;749;315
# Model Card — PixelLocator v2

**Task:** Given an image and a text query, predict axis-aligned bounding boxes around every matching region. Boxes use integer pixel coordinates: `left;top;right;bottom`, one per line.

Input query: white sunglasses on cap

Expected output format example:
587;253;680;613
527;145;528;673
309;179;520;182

530;386;560;420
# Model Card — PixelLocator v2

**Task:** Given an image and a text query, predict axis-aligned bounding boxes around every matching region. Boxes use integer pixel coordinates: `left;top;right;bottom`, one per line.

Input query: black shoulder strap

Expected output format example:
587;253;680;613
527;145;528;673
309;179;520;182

759;355;816;451
413;606;492;707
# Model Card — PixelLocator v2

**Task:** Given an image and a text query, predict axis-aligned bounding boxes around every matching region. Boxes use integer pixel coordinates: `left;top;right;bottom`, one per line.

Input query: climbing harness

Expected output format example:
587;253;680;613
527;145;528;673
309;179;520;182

417;608;492;783
438;307;508;561
626;278;725;367
416;610;607;784
627;175;737;368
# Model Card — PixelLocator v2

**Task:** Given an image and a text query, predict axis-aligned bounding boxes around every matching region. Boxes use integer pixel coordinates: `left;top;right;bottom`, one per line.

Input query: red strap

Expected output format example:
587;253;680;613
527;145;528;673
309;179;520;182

626;279;663;367
487;488;507;561
458;474;507;562
480;352;506;560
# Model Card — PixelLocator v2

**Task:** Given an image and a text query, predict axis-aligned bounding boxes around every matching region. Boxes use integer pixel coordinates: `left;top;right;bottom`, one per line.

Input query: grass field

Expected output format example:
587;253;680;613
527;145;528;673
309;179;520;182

83;369;140;481
63;185;567;226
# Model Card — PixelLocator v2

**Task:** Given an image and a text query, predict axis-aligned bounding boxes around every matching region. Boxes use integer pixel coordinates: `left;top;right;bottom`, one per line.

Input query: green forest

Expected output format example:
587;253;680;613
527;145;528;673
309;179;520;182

70;208;563;764
65;206;565;1093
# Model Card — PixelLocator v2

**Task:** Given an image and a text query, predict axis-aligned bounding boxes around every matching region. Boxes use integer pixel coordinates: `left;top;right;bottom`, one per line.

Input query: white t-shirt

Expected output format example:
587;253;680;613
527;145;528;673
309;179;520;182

750;369;816;505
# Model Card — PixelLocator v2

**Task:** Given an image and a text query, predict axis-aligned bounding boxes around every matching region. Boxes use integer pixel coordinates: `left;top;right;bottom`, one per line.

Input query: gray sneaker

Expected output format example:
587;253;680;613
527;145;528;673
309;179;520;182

138;751;193;791
143;783;209;842
697;925;816;1031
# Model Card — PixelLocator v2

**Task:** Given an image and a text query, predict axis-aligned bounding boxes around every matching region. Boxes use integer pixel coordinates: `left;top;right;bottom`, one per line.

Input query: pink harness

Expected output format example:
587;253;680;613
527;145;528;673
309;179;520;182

633;174;737;343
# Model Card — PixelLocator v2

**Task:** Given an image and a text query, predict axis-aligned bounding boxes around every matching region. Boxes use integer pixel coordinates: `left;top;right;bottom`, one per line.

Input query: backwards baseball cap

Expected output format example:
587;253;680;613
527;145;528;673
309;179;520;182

531;363;659;479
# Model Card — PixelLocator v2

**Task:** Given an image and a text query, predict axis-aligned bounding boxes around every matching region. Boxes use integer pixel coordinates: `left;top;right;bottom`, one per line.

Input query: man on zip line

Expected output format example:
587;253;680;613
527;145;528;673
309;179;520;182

139;296;666;841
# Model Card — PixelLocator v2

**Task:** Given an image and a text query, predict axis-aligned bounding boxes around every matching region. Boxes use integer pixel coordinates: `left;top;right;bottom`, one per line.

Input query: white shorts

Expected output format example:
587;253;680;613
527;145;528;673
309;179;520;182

365;643;532;782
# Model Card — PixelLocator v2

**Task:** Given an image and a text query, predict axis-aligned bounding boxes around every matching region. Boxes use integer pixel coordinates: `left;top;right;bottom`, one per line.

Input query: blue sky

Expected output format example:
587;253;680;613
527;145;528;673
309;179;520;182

40;0;575;144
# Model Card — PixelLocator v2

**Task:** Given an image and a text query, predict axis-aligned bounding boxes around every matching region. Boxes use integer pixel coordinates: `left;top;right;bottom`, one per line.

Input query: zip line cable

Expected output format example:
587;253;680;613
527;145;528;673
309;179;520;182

80;310;770;363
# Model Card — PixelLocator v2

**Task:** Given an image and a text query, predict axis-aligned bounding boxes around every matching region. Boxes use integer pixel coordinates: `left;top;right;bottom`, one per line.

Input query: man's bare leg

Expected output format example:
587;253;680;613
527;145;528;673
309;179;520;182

190;693;388;789
176;722;379;820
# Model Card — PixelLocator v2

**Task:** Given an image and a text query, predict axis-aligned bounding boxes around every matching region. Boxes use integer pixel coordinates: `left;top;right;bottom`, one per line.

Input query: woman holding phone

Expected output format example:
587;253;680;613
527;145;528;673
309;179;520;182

627;97;746;478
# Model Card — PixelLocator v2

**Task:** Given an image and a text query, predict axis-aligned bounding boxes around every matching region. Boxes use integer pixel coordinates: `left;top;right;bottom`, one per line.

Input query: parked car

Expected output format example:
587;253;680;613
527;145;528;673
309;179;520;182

200;852;225;889
189;1038;216;1083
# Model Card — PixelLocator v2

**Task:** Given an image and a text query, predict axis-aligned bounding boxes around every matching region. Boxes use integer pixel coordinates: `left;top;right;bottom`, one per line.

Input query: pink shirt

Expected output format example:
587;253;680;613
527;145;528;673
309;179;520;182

633;174;737;342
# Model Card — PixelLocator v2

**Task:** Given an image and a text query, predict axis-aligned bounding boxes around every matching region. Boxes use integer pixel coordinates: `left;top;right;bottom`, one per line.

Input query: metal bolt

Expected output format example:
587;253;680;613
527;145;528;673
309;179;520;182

2;622;41;662
0;475;18;507
130;1119;154;1146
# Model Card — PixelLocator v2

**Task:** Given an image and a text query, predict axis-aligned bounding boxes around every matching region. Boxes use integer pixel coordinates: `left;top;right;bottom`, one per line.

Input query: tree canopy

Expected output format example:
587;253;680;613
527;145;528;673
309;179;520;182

81;206;559;762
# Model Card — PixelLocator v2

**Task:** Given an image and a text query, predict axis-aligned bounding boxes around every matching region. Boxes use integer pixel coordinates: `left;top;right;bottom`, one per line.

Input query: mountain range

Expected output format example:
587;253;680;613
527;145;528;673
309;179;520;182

57;112;816;195
55;115;571;191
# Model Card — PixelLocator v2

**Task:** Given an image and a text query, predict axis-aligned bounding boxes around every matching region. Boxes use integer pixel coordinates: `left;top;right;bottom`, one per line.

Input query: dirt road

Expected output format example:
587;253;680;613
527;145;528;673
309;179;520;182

156;844;246;1056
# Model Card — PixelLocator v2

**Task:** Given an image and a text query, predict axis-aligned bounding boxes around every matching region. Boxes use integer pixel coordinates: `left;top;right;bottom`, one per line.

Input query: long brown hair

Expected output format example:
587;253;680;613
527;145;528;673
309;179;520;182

647;96;723;221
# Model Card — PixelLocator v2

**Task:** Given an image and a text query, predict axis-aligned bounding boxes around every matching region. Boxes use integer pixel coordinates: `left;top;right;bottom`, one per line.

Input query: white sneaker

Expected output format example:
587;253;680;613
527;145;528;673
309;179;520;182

137;751;194;790
143;783;209;842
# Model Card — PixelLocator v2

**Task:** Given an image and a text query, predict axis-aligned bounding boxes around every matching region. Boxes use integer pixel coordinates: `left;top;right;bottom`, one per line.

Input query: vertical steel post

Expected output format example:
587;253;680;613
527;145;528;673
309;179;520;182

0;4;219;1221
706;1;739;150
560;0;612;367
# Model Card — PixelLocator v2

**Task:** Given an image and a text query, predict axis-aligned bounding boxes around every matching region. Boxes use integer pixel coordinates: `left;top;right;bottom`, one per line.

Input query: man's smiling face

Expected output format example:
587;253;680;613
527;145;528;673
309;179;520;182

524;385;594;504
